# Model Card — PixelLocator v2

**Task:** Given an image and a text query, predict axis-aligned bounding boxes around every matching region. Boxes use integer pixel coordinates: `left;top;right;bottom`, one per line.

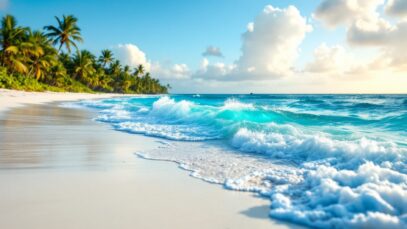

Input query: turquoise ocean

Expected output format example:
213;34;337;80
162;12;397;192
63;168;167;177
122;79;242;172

70;94;407;228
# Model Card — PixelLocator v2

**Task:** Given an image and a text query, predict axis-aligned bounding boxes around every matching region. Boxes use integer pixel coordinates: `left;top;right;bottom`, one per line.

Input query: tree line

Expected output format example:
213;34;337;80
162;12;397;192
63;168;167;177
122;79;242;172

0;14;169;94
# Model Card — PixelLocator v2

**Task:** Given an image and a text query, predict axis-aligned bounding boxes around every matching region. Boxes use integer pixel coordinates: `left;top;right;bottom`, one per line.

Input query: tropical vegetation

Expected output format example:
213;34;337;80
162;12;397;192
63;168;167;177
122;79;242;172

0;14;169;94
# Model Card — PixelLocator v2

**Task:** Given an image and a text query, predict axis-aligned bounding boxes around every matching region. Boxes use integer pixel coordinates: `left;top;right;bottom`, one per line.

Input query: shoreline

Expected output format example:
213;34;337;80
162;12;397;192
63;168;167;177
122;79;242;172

0;89;132;113
0;90;303;229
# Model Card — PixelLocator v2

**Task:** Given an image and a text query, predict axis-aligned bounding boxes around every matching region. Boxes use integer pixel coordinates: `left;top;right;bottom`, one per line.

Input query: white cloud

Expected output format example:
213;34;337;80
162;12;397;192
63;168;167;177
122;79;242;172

194;5;312;81
109;3;407;93
112;43;191;80
385;0;407;18
194;58;235;80
202;46;223;57
314;0;385;27
113;44;151;71
315;0;407;71
347;16;394;46
235;5;312;79
247;22;254;32
305;43;351;73
150;62;190;80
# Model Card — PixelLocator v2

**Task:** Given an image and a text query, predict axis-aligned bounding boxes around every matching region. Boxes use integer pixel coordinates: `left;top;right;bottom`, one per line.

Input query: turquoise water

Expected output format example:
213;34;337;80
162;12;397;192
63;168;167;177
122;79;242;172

74;94;407;229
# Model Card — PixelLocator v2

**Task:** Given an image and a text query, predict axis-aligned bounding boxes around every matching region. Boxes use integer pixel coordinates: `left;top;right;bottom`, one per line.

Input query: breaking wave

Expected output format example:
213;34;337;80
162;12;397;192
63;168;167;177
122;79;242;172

70;94;407;229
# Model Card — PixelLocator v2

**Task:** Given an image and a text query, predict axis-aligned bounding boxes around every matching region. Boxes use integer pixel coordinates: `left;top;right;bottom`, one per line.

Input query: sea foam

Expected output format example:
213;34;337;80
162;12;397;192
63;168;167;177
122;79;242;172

74;94;407;229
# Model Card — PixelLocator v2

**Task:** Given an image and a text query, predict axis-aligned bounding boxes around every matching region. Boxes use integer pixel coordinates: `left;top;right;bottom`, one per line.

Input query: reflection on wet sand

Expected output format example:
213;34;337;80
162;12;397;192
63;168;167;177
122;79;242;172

0;104;117;168
0;103;302;229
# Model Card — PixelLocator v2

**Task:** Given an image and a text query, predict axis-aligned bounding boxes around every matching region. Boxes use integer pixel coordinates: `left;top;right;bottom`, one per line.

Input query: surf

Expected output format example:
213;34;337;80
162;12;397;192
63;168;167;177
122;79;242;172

70;94;407;229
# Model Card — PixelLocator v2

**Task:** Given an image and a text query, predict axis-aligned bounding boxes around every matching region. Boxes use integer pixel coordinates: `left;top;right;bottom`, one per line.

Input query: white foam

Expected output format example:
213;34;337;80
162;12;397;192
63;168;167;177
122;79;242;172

137;125;407;228
58;102;84;109
151;96;194;119
221;98;255;110
116;121;217;141
268;162;407;228
231;126;404;169
74;96;407;228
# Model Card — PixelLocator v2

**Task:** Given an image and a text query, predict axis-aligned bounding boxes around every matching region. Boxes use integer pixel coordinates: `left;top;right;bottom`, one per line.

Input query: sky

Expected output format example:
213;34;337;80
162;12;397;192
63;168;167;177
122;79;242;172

1;0;407;93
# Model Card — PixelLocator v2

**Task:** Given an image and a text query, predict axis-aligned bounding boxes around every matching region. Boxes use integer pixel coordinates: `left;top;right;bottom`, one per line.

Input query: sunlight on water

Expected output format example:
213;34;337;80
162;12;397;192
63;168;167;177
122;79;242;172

67;94;407;229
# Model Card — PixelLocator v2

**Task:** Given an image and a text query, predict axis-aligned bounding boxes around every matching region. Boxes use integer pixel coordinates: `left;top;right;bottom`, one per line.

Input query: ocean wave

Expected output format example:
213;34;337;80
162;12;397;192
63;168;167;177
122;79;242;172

151;96;195;120
115;121;220;141
231;126;405;167
74;94;407;229
228;124;407;228
352;102;384;108
268;162;407;228
221;98;255;110
139;136;407;229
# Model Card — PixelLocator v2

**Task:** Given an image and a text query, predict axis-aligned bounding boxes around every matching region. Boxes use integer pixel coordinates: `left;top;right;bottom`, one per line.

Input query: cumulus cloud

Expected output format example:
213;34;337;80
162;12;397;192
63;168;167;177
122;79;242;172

194;58;235;80
304;43;381;80
314;0;385;27
315;0;407;71
113;44;151;71
194;5;312;81
109;3;407;93
306;43;351;73
112;43;190;80
236;5;312;78
385;0;407;18
151;62;190;80
202;46;223;57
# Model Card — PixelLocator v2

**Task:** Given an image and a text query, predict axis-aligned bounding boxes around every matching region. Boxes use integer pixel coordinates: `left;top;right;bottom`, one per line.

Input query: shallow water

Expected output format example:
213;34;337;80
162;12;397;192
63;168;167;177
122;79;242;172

69;94;407;229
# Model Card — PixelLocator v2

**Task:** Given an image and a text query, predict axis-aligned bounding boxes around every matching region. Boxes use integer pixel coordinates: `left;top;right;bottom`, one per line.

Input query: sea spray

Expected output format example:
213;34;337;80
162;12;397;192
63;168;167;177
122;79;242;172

68;94;407;229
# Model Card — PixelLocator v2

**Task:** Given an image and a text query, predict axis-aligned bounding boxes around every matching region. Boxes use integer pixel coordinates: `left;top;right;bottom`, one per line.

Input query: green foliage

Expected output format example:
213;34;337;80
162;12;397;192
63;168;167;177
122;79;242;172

0;14;170;94
0;67;62;91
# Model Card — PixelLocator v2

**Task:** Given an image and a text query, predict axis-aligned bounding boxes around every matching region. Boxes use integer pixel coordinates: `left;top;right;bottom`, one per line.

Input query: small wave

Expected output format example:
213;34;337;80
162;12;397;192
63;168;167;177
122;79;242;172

352;102;384;108
59;102;84;109
151;96;195;119
221;98;255;110
73;94;407;229
115;121;219;141
299;97;326;104
231;127;404;167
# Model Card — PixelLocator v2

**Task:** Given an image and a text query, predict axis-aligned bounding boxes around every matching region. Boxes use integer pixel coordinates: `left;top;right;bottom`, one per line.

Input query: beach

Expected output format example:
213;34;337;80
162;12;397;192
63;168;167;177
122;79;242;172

0;90;301;229
1;0;406;227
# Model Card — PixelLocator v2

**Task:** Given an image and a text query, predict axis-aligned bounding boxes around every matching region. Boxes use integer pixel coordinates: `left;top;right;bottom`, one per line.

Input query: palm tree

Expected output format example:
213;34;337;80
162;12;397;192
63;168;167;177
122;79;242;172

30;51;56;80
0;15;26;50
48;62;67;86
134;64;145;76
0;15;27;67
3;45;28;74
73;50;96;84
26;31;58;80
123;65;131;74
109;60;121;76
98;49;113;68
44;15;83;53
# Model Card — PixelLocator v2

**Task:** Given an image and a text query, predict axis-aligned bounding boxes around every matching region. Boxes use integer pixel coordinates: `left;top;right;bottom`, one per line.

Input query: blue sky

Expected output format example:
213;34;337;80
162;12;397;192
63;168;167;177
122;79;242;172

2;0;322;67
1;0;406;93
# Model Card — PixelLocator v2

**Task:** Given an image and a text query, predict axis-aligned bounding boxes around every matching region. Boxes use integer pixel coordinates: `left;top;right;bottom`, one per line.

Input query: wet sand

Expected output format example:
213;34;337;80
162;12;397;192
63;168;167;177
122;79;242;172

0;100;303;228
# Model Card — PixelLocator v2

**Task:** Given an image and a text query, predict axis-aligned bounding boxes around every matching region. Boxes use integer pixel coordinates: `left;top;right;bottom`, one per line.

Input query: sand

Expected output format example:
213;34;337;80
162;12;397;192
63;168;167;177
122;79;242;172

0;89;129;113
0;90;303;229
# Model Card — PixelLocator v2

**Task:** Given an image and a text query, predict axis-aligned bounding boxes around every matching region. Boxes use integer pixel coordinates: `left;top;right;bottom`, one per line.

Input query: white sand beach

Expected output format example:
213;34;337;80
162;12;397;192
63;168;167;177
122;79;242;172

0;90;302;229
0;89;129;113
